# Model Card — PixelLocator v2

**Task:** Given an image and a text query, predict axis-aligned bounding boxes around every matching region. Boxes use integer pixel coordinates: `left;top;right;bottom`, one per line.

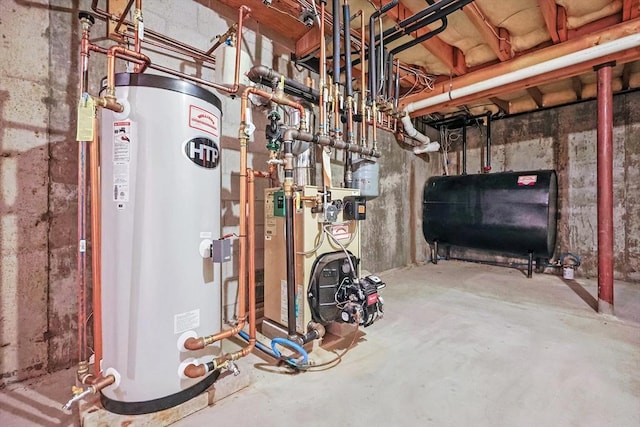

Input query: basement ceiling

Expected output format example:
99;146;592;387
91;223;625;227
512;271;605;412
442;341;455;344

215;0;640;119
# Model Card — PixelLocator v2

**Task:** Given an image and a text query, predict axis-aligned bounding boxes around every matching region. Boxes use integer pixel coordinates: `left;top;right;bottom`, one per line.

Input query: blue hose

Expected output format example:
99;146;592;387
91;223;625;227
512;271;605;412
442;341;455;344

238;330;277;358
271;337;309;365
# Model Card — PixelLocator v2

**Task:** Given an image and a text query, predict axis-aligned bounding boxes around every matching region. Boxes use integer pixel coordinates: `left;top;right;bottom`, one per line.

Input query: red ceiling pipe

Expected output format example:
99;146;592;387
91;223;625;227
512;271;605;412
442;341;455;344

596;62;614;315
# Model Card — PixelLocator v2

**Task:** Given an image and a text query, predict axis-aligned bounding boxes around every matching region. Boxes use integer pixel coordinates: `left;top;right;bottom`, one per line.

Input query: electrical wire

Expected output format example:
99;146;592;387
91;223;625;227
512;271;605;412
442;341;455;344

323;224;357;279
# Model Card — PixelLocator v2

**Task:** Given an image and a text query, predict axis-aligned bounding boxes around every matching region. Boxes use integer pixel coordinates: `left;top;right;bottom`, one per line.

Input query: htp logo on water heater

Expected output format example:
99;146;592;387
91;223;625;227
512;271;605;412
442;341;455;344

184;137;220;169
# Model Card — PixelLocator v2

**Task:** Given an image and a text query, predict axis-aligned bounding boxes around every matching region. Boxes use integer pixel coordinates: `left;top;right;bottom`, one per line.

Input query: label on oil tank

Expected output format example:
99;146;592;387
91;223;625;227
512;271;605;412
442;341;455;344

517;175;538;186
112;121;131;203
174;309;200;334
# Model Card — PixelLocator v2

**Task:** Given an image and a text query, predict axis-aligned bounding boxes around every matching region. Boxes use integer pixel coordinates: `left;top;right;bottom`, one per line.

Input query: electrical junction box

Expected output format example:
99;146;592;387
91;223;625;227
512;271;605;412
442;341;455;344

212;239;231;263
343;196;366;220
273;190;286;217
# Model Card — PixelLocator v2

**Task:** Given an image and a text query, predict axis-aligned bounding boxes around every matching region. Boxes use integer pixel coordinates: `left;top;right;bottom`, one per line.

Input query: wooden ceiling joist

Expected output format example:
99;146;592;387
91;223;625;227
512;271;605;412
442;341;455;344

489;97;511;114
572;77;583;100
526;87;544;108
623;0;640;21
401;19;640;117
463;3;512;61
386;2;467;76
538;0;568;43
622;62;633;89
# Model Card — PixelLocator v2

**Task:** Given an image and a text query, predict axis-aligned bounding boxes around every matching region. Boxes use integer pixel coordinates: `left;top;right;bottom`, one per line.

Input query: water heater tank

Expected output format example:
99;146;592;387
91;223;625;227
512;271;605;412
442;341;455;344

422;170;558;258
100;73;223;414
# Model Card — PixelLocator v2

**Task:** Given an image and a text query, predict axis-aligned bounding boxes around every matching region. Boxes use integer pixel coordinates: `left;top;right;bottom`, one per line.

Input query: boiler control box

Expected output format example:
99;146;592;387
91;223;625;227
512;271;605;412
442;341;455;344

343;196;366;220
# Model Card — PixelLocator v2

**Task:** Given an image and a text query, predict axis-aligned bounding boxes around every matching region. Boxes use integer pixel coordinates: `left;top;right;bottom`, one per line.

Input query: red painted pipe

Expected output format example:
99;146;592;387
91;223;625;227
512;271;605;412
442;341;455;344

596;63;614;314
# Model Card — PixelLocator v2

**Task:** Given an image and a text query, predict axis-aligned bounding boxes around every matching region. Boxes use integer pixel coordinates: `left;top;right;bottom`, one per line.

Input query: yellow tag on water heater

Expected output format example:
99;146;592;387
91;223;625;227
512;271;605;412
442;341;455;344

76;95;96;141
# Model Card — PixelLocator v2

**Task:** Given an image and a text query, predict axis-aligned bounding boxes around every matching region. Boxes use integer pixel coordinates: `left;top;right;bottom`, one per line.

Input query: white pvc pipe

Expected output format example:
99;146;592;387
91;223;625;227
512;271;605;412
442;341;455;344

403;32;640;115
401;113;431;144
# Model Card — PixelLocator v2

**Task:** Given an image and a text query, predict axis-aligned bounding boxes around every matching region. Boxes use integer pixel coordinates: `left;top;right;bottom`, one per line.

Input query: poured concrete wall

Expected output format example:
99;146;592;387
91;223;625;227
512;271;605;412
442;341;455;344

0;0;51;384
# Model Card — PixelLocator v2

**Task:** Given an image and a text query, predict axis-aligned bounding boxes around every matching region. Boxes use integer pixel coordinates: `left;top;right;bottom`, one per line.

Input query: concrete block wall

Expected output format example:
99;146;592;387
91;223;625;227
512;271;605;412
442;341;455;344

441;92;640;281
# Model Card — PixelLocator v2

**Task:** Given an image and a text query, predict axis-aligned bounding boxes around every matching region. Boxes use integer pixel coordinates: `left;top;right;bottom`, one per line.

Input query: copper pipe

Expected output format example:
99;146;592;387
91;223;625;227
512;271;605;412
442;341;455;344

89;117;103;376
96;45;150;113
91;1;233;69
184;363;208;379
206;24;237;56
185;86;305;351
122;33;216;65
133;0;142;57
596;63;615;315
113;0;135;35
227;5;251;94
77;13;93;371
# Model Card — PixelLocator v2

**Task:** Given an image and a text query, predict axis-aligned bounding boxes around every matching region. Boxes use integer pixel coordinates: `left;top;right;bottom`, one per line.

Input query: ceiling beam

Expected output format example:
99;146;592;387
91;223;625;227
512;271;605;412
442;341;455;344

401;19;640;117
489;97;510;114
526;87;544;107
568;14;622;39
622;63;633;89
557;5;569;42
463;3;512;61
623;0;640;20
386;2;467;76
538;1;568;43
538;0;560;43
572;77;583;100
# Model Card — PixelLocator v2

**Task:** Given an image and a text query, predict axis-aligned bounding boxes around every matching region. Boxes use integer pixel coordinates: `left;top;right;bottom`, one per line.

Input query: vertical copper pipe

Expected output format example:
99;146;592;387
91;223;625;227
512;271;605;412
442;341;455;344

227;6;251;95
596;63;614;315
89;117;102;376
242;170;257;356
185;87;305;351
77;13;93;368
134;0;142;55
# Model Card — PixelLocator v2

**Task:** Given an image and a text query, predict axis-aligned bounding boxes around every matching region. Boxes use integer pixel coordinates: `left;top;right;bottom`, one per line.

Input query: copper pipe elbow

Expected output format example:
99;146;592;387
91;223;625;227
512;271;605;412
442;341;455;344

184;337;205;351
183;363;207;379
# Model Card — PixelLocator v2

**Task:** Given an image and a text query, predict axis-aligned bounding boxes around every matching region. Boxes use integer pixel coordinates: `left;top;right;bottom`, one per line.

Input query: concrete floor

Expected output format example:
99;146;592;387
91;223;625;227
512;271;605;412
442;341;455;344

1;261;639;426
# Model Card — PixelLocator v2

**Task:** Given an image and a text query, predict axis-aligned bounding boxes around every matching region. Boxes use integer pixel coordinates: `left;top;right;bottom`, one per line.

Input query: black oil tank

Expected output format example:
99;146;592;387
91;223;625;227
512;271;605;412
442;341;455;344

422;170;558;258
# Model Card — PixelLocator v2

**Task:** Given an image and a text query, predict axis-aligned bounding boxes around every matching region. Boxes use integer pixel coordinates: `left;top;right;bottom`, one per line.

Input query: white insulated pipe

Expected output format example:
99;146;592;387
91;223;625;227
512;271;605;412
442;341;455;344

403;32;640;115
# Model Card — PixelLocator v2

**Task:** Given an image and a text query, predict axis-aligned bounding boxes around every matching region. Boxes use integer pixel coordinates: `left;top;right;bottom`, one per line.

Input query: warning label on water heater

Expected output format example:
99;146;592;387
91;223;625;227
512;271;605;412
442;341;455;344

174;309;200;334
113;121;132;203
188;105;219;137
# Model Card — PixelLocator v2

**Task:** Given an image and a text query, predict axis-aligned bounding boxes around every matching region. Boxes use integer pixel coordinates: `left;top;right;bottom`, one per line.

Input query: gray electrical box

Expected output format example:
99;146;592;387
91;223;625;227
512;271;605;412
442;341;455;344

212;239;231;263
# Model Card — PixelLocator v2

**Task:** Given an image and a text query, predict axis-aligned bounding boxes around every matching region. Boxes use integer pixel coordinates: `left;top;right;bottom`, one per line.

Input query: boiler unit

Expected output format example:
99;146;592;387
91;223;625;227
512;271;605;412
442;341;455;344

263;186;383;341
422;170;558;261
100;73;223;414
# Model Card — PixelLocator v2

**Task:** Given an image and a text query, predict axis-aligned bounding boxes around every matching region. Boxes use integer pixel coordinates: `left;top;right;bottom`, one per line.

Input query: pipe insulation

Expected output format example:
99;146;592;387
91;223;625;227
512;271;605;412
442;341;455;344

403;32;640;115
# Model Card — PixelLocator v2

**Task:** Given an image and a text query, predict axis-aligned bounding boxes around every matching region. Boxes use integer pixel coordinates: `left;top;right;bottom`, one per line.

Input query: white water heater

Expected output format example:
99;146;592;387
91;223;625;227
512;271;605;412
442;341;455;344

100;73;223;415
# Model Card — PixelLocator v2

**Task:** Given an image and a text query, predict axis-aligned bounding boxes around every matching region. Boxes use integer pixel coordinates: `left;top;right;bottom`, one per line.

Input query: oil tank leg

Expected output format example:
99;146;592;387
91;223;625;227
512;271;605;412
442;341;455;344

432;241;439;264
527;252;533;278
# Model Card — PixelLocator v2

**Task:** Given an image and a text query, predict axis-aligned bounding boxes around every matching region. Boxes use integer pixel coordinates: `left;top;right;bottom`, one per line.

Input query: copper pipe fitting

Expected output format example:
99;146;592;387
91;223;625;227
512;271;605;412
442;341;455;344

183;363;208;379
